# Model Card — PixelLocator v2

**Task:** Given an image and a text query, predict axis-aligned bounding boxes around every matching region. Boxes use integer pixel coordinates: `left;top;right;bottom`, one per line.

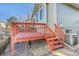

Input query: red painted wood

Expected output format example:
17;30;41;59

54;24;65;47
0;48;1;55
10;22;65;55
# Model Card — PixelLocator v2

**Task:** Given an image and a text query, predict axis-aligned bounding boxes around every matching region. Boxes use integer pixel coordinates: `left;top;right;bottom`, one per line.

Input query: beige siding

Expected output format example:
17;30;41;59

57;4;79;33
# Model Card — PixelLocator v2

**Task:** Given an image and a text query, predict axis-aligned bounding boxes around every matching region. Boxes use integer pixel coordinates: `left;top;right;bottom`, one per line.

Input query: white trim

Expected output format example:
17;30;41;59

44;3;47;23
53;3;57;24
32;4;44;21
71;3;79;9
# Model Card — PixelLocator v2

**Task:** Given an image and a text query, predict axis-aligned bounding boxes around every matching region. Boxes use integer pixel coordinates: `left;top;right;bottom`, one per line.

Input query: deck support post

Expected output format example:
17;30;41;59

11;41;14;56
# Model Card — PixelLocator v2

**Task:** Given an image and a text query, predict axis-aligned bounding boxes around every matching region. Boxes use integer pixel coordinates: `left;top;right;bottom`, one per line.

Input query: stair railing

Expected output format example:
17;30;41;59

44;24;56;50
54;24;65;45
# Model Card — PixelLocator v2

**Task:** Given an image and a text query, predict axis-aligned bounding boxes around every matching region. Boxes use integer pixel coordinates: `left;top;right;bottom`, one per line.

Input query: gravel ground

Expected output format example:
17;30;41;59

2;39;79;56
1;40;54;56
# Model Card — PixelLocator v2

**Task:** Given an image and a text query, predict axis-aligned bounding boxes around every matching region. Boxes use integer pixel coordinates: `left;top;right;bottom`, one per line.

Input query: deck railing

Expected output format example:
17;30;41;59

10;22;55;40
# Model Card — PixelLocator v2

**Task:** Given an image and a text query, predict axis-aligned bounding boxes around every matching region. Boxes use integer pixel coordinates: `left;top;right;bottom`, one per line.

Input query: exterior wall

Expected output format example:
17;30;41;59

57;3;79;33
32;3;79;33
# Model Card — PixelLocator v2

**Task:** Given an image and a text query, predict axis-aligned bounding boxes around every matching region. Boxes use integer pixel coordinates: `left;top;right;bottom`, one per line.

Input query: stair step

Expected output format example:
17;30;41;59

47;37;58;40
54;45;64;50
53;42;63;46
48;41;63;47
53;41;61;44
47;38;53;40
47;37;61;42
54;39;59;41
47;40;63;45
48;40;60;43
54;37;58;39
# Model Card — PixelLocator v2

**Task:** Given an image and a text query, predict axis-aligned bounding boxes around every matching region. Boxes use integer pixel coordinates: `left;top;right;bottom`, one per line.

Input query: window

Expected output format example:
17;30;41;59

38;11;40;21
40;7;44;20
36;14;38;22
40;9;42;20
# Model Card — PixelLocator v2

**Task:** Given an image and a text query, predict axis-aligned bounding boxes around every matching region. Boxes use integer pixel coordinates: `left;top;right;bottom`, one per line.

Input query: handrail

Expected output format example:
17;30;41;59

10;22;55;37
44;23;57;51
54;24;78;51
45;23;56;37
54;23;65;43
54;24;65;34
